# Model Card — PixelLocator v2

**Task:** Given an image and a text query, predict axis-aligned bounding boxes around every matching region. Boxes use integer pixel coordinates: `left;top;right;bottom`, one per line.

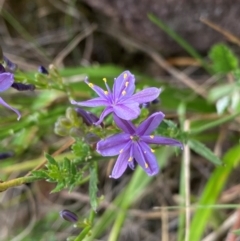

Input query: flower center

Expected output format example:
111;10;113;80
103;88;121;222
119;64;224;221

130;135;139;141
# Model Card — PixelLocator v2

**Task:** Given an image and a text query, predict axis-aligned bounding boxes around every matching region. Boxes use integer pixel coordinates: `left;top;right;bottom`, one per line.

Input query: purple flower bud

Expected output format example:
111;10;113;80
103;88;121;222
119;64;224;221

0;151;14;160
11;82;35;91
75;107;100;126
3;56;17;72
38;66;49;75
141;102;150;108
0;64;6;74
152;98;160;104
60;210;78;223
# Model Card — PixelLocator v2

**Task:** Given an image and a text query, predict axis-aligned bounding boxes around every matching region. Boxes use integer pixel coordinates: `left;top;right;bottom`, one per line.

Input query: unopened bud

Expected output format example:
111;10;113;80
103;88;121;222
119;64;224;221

0;151;14;160
38;66;49;75
11;83;35;91
0;64;6;74
75;108;99;126
60;210;78;223
3;56;17;71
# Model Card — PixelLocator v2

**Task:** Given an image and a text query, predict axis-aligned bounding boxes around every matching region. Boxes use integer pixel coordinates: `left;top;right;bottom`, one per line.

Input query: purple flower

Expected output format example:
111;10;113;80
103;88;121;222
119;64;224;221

97;112;183;179
0;72;21;120
71;71;161;125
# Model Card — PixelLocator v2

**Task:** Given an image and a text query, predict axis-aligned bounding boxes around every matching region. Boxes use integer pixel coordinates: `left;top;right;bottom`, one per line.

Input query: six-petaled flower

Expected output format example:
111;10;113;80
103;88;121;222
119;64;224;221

71;71;161;125
97;112;183;179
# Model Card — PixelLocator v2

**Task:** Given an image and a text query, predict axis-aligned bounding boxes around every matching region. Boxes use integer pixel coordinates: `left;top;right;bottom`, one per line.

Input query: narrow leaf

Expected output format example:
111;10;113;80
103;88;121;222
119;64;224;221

188;139;222;165
45;153;58;167
89;165;98;211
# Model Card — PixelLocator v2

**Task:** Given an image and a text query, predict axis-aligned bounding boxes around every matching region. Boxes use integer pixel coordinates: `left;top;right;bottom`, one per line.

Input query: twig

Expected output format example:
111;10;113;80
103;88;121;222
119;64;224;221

25;137;75;177
53;24;97;67
200;18;240;46
184;120;191;241
202;211;238;241
103;27;207;98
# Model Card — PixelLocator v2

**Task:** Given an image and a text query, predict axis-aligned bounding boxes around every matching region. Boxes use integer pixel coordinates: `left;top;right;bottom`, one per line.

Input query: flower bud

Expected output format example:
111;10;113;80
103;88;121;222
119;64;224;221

0;64;6;74
3;56;17;71
152;98;160;104
54;124;69;136
0;151;14;160
85;132;100;145
66;107;81;126
11;83;35;91
38;66;49;75
75;108;99;126
58;117;72;128
60;210;78;223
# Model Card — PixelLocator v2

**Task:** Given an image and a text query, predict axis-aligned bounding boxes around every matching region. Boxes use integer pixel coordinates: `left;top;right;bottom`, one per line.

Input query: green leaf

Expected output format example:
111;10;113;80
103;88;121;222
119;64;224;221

89;166;98;211
188;139;222;165
51;182;65;193
32;170;49;179
189;145;240;241
209;43;238;73
45;153;58;167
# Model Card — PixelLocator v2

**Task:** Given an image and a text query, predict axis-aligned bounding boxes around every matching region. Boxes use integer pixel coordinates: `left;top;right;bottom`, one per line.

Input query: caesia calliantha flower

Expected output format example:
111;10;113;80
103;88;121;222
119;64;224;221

0;72;21;120
71;71;161;125
97;112;183;179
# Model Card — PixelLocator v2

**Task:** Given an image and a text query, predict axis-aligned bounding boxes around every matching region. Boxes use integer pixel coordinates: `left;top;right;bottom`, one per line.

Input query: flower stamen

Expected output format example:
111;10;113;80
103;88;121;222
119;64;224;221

123;73;128;79
88;83;94;88
150;135;154;139
119;149;124;153
122;90;126;96
145;162;149;168
128;157;133;162
151;148;155;153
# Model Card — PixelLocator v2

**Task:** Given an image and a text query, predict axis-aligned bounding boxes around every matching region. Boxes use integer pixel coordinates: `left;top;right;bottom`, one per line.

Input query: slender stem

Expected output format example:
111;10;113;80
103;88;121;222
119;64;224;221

74;226;91;241
0;176;42;192
190;110;240;135
108;210;126;241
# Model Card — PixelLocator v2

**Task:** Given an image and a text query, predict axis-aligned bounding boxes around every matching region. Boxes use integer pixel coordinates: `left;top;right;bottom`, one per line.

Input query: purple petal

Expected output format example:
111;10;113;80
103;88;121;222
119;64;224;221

0;73;14;92
84;77;108;99
71;98;109;107
129;88;161;104
110;150;130;179
97;133;131;156
137;112;165;136
127;145;135;170
133;141;159;176
113;71;135;100
113;101;140;120
94;106;113;125
141;135;183;149
113;114;136;134
0;97;21;120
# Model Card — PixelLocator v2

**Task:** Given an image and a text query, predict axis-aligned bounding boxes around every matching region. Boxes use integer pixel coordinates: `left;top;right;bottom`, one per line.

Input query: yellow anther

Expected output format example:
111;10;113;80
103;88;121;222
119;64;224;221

122;90;126;96
104;91;108;95
128;157;133;162
88;83;94;88
125;81;129;87
119;149;124;153
103;78;107;83
123;73;128;79
150;135;154;139
145;162;149;168
151;148;155;153
130;136;133;140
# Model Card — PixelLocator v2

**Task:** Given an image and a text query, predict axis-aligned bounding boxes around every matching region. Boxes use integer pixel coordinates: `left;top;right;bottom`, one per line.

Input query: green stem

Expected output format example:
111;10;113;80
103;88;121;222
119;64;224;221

190;110;240;135
74;226;91;241
108;210;127;241
0;176;42;192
